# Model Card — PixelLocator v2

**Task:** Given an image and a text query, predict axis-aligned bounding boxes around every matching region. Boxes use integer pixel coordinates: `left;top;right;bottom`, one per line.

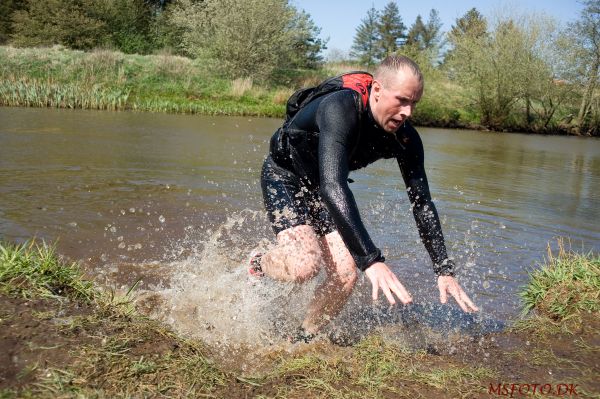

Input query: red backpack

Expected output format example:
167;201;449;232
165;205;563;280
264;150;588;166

285;72;373;122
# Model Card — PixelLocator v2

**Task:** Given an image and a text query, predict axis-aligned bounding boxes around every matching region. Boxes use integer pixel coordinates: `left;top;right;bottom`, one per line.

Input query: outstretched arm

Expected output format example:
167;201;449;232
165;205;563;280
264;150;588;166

315;92;413;305
397;126;478;312
397;133;454;276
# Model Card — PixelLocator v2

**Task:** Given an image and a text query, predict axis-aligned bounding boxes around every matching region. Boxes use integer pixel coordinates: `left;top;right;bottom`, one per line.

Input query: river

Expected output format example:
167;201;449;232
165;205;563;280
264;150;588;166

1;106;599;347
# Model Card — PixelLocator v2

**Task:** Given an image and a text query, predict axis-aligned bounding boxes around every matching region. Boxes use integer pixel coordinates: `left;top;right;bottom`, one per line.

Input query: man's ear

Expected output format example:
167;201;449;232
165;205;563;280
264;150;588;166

371;80;382;101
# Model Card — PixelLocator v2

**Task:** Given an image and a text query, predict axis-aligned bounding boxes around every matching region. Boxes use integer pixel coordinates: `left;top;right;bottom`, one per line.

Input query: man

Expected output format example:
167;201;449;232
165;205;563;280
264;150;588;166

250;55;478;343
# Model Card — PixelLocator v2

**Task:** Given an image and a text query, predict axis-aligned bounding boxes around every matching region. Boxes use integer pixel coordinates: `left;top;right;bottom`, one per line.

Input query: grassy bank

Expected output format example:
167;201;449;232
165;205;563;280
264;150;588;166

1;45;580;134
0;46;316;117
518;240;600;335
1;45;479;128
1;240;599;397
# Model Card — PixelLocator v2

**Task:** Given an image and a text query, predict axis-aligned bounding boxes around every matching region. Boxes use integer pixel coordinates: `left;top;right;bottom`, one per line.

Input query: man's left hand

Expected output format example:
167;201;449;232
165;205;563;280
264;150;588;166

438;276;479;312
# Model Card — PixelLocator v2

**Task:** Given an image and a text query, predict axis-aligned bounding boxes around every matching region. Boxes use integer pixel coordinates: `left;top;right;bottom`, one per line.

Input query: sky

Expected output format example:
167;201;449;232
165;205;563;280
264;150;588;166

293;0;585;57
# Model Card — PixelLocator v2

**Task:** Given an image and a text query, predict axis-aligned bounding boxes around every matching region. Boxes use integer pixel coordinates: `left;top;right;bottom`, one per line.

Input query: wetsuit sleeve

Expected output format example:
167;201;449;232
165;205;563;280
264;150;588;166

316;92;385;271
397;129;455;276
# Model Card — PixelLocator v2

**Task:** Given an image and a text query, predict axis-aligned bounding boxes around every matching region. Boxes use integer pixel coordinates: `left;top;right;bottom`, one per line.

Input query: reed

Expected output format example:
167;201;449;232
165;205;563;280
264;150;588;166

0;76;129;110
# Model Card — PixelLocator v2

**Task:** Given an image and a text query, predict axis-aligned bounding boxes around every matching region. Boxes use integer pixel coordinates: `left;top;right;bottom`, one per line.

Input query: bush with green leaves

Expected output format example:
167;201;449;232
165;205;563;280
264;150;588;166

168;0;325;80
9;0;165;54
11;0;108;50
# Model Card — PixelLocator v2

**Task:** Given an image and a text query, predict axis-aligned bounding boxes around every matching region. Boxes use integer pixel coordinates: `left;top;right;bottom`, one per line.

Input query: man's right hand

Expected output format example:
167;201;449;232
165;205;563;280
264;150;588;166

365;262;413;305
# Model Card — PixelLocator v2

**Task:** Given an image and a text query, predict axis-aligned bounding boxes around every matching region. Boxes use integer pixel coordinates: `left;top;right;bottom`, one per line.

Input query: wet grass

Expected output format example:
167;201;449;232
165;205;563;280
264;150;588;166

506;240;600;397
1;239;599;397
245;336;495;398
0;241;95;301
518;239;600;332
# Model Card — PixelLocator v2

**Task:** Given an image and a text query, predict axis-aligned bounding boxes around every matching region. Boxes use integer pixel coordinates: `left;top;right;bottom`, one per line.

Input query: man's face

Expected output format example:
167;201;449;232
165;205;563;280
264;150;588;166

370;69;423;133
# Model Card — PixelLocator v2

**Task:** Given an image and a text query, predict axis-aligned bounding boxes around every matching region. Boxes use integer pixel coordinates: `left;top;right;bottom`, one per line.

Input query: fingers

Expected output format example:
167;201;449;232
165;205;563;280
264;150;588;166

440;278;479;313
376;268;412;305
453;289;471;312
460;292;479;312
439;285;448;304
388;277;412;305
381;283;397;305
371;279;379;302
366;263;412;306
454;287;479;312
447;283;470;312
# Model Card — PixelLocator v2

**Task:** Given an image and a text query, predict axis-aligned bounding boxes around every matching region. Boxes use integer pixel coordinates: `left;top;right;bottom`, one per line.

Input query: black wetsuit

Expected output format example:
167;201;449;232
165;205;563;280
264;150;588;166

261;89;454;276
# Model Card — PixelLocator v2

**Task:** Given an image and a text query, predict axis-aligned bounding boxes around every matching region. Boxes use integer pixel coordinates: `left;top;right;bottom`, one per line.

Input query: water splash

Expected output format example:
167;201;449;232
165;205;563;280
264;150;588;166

120;209;505;362
134;209;320;353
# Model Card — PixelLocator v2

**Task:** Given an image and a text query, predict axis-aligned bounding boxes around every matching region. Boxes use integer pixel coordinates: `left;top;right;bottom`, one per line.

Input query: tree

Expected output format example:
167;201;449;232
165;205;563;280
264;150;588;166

406;9;442;51
405;15;425;49
446;13;561;129
169;0;324;79
10;0;161;53
567;0;600;134
445;8;487;67
101;0;158;54
526;29;577;131
10;0;107;49
448;7;487;41
350;6;380;67
376;2;406;58
423;9;443;50
145;0;174;10
0;0;26;44
403;10;443;69
284;8;328;69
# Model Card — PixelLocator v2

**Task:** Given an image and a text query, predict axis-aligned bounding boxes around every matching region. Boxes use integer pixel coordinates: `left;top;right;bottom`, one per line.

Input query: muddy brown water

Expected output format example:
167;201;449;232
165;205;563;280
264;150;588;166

1;107;599;349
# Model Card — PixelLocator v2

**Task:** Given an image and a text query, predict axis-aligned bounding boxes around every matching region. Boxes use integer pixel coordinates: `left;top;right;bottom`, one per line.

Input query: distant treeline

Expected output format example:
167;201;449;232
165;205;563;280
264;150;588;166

0;0;326;80
0;0;598;136
347;2;600;136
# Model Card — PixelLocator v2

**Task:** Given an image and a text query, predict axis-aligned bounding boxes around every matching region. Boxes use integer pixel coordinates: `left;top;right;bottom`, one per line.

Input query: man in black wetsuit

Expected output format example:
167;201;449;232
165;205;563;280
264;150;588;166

251;55;478;342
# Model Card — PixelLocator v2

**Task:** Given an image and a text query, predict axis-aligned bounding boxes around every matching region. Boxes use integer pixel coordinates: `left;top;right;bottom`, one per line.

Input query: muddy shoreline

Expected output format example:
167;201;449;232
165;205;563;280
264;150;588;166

1;272;598;397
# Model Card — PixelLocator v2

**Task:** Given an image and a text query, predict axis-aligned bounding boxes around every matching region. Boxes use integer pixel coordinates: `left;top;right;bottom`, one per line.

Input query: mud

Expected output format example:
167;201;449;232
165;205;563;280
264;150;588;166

1;290;599;397
0;296;93;389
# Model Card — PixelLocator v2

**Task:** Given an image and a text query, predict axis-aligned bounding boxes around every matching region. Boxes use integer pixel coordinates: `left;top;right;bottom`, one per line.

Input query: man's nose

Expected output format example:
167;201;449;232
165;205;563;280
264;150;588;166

398;104;412;118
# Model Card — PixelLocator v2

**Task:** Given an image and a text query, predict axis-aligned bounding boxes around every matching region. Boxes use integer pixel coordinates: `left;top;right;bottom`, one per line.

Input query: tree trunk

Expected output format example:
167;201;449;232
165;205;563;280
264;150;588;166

525;96;531;127
577;60;600;133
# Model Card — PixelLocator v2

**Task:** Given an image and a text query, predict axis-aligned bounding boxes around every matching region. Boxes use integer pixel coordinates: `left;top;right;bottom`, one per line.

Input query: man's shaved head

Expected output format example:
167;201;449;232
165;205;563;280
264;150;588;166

374;55;424;90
